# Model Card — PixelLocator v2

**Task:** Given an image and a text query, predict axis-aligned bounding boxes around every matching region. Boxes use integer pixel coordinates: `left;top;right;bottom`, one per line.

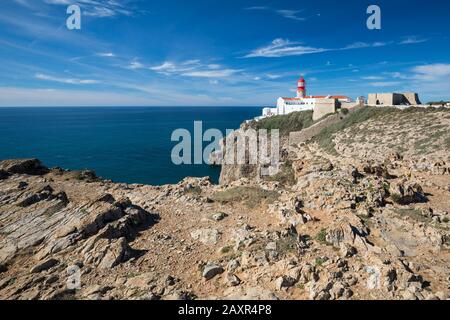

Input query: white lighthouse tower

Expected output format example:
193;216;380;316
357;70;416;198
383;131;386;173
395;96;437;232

297;76;306;98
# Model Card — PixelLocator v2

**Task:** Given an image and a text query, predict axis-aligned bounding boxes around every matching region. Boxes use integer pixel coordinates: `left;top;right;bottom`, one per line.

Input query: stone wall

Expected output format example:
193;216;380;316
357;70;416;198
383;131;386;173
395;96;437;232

312;99;337;121
403;92;422;105
289;113;343;146
289;105;364;146
368;92;421;106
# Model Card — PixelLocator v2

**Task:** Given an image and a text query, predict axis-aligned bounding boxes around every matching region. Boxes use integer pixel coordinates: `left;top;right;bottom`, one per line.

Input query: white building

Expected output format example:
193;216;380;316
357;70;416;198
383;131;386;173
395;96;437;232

261;76;351;118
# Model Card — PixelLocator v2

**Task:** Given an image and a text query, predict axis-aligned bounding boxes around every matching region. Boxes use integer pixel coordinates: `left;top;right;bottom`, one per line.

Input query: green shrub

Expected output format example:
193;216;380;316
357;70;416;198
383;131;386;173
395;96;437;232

315;228;328;245
265;160;296;186
255;111;314;136
315;257;328;267
211;186;279;208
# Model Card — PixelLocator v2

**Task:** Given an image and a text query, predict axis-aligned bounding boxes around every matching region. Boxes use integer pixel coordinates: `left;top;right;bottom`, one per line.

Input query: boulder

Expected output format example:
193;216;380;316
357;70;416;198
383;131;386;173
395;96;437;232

226;273;241;286
98;237;132;269
389;180;426;204
275;275;297;290
0;170;10;180
30;258;59;273
202;263;224;280
0;159;49;175
191;229;220;245
211;212;227;221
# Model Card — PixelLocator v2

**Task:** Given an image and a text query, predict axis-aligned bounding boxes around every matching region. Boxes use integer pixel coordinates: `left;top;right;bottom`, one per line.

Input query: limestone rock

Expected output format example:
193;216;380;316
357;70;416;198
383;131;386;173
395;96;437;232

191;229;220;245
202;263;224;280
30;258;59;273
0;159;49;175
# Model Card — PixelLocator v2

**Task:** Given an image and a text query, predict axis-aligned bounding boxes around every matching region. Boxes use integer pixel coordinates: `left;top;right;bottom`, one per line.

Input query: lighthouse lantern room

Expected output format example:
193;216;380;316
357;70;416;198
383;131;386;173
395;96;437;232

297;76;306;98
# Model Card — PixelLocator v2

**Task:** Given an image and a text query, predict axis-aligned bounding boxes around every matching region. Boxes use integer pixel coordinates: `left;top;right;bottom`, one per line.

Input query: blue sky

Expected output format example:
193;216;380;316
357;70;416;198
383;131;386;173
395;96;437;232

1;0;450;106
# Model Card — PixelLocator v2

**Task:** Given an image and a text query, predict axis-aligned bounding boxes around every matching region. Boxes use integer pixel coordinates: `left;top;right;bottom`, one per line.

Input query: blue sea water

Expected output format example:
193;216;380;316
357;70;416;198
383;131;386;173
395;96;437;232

0;107;262;185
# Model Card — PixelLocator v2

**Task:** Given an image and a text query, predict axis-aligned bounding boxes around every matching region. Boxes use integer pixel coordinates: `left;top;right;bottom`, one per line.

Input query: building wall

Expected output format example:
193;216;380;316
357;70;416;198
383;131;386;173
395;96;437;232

403;92;422;105
368;93;421;106
276;97;314;115
312;99;337;121
341;101;362;109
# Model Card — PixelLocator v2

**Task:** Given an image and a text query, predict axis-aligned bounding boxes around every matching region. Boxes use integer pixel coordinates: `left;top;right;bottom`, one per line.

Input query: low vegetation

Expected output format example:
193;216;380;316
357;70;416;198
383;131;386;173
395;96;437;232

313;106;450;155
312;107;397;154
254;110;314;135
315;228;329;245
265;160;296;186
211;186;279;208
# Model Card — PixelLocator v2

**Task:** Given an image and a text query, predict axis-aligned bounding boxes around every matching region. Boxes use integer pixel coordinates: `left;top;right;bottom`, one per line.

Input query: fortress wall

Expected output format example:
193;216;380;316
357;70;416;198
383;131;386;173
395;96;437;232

403;92;422;105
312;99;337;121
290;113;342;145
368;92;422;106
289;105;365;146
341;101;362;109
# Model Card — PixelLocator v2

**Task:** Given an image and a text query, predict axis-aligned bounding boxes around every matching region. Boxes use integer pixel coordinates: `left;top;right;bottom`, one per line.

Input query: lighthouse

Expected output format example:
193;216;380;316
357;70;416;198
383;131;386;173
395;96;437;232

297;76;306;98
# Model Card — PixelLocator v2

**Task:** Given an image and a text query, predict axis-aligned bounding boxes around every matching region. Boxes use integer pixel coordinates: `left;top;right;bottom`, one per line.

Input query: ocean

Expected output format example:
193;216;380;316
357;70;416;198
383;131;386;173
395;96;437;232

0;107;262;185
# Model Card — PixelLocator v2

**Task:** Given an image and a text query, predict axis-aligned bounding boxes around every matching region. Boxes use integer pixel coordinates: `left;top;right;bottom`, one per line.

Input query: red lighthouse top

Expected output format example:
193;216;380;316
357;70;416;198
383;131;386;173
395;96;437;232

297;76;306;97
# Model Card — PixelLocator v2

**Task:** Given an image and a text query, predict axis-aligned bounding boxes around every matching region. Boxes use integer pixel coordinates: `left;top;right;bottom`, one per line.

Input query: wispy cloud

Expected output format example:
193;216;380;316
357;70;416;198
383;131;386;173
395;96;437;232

182;69;240;78
35;73;100;84
126;60;145;70
369;81;401;87
244;38;328;58
399;36;428;45
149;60;242;78
97;52;115;57
266;73;282;79
361;76;384;80
411;63;450;80
275;10;306;21
343;41;391;50
244;6;316;21
13;0;147;18
244;36;429;58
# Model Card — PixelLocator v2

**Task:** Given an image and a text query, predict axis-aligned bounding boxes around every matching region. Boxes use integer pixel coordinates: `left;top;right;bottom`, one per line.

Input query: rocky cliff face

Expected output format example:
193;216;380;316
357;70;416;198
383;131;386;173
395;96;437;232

1;107;450;300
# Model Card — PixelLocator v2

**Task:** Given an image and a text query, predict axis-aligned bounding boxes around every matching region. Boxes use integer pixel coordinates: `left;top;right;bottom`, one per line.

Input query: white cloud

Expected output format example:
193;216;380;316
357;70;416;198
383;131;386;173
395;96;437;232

383;72;407;79
244;6;269;10
149;61;177;72
42;0;140;18
182;69;240;78
369;81;401;87
245;38;403;58
148;60;241;78
97;52;115;57
35;73;100;84
343;41;390;50
266;74;282;79
399;36;428;45
276;10;306;21
127;61;144;70
245;38;328;58
244;6;316;21
362;76;384;80
412;64;450;80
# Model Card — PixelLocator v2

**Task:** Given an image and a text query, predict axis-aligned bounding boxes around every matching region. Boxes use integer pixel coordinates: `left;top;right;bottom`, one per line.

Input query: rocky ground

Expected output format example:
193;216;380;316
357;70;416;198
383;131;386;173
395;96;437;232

0;107;449;300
